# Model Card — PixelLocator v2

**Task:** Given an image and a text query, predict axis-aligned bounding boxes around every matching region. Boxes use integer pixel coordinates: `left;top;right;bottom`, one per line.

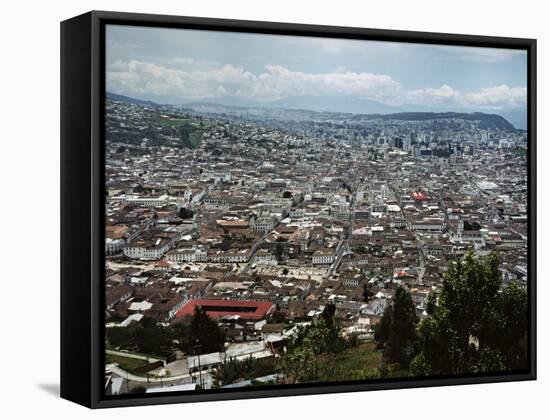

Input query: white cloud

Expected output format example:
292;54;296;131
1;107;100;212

407;84;461;103
404;83;526;109
107;60;526;110
462;84;527;107
107;60;400;102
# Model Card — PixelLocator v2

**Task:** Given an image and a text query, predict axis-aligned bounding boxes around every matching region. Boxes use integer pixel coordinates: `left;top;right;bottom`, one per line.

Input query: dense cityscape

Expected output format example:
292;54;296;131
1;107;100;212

104;94;528;395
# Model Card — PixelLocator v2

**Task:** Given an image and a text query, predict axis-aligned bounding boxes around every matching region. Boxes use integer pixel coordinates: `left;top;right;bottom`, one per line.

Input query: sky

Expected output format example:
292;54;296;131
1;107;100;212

106;24;527;127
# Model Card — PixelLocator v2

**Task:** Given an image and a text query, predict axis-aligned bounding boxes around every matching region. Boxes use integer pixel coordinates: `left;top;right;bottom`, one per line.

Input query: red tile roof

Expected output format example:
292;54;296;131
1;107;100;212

175;299;274;320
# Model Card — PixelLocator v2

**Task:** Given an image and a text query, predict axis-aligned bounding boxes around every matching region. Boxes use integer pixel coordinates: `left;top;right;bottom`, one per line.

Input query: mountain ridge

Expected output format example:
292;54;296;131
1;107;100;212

107;91;518;131
106;92;159;107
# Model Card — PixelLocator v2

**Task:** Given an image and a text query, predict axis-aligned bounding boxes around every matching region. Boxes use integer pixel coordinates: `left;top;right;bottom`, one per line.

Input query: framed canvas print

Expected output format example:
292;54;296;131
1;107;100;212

60;11;536;408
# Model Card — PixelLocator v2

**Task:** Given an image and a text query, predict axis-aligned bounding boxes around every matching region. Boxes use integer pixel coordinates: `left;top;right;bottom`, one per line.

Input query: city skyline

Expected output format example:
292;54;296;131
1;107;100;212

104;25;529;395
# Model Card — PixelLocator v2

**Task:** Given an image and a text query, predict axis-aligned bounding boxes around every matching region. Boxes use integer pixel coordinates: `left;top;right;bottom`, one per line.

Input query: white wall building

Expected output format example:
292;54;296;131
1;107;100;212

312;250;335;265
167;248;207;263
105;238;125;255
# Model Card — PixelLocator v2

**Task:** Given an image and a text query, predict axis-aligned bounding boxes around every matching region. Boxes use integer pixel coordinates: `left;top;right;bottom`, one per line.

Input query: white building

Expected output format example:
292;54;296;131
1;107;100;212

254;250;277;265
124;194;170;207
312;249;335;265
410;218;446;232
251;213;279;233
208;250;250;263
105;238;125;255
124;236;176;260
289;207;305;218
166;248;208;263
124;244;171;260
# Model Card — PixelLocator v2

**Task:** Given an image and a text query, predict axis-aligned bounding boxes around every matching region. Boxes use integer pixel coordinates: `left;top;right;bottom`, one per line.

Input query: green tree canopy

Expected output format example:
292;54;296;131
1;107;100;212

374;285;419;367
374;304;393;346
177;207;194;219
212;356;243;387
410;252;528;376
133;317;172;357
189;305;226;354
278;308;361;383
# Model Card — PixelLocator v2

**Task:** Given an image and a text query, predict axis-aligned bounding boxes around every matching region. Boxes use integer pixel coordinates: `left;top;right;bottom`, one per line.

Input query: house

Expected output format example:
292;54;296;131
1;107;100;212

150;294;188;320
166;247;208;263
123;228;181;260
254;249;277;265
106;284;134;311
250;212;279;233
312;248;335;265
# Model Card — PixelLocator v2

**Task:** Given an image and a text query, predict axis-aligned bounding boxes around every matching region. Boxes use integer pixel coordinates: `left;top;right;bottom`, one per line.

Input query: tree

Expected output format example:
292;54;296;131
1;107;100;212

496;282;528;370
106;326;133;349
270;310;286;323
133;317;172;357
374;304;393;347
189;306;226;354
274;243;284;261
212;357;243;387
178;207;194;219
278;342;317;384
307;318;335;354
362;283;374;302
374;286;418;367
291;309;344;353
321;303;336;327
386;286;419;366
170;322;190;352
410;252;528;376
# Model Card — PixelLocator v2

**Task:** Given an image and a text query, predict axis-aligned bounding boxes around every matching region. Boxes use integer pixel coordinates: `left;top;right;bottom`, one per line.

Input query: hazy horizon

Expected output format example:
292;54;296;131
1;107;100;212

106;25;528;128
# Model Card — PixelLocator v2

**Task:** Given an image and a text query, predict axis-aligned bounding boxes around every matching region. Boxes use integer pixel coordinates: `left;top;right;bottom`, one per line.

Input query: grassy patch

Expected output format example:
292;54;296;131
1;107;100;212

106;354;148;372
149;113;205;148
386;367;410;378
314;342;382;382
154;116;193;127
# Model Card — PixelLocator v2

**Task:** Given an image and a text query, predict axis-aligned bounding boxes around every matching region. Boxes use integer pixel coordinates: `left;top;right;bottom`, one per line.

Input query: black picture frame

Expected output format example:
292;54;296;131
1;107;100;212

60;10;537;409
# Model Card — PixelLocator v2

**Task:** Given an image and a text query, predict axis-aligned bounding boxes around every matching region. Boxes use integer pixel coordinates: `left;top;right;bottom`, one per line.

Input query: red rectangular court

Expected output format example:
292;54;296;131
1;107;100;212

176;299;275;320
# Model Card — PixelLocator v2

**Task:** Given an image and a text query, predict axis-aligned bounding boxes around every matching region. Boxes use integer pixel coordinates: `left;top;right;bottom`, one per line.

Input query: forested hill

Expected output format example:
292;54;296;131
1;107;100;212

348;112;516;131
106;92;159;107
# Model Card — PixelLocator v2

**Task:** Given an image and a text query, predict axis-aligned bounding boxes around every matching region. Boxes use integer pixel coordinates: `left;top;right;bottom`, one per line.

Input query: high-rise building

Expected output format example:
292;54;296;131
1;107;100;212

403;137;411;152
